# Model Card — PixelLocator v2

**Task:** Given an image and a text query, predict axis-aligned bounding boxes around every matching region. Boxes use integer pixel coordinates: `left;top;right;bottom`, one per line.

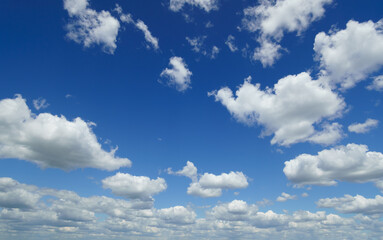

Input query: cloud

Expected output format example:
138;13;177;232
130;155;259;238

117;6;159;50
225;35;238;52
157;206;196;225
348;119;379;134
314;19;383;90
169;161;248;198
209;72;345;146
64;0;120;54
367;75;383;91
242;0;332;66
169;0;218;12
317;194;383;215
32;98;49;110
284;143;383;187
160;56;192;92
0;178;380;240
276;192;297;202
102;172;167;200
0;178;40;209
0;95;131;171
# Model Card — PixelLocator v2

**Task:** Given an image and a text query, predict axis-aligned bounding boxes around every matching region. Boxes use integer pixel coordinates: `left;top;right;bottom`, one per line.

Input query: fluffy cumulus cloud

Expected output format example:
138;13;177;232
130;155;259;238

317;194;383;215
284;143;383;187
348;119;379;134
1;178;382;240
168;161;248;198
314;19;383;89
169;0;218;12
242;0;332;66
102;172;167;200
64;0;120;54
276;192;297;202
0;95;131;170
160;56;192;92
367;75;383;91
209;72;345;146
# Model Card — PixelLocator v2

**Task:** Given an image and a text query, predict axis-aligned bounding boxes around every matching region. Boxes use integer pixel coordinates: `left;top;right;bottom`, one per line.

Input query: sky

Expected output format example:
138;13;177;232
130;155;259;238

1;0;383;239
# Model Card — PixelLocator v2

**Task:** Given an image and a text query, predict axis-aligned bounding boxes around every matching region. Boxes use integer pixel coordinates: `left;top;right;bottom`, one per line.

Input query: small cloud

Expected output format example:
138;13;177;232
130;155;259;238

33;97;49;110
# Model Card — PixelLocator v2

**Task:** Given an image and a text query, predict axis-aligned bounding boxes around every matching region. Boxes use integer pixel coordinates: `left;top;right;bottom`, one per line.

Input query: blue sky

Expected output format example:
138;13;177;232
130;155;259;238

1;0;383;239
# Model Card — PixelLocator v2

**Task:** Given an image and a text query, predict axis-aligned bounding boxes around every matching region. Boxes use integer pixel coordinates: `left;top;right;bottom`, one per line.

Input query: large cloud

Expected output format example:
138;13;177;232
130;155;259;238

242;0;332;67
64;0;120;54
0;95;131;171
314;19;383;89
102;172;167;200
209;72;345;146
284;143;383;187
168;161;248;198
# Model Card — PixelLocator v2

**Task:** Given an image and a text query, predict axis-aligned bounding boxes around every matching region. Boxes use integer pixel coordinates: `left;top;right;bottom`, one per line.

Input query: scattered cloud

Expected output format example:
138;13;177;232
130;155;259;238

225;35;238;52
242;0;332;66
169;0;219;12
284;143;383;187
64;0;120;54
314;19;383;90
209;72;345;146
32;97;49;110
102;172;167;200
160;56;192;92
0;95;131;170
169;161;248;198
276;192;297;202
348;119;378;134
367;75;383;91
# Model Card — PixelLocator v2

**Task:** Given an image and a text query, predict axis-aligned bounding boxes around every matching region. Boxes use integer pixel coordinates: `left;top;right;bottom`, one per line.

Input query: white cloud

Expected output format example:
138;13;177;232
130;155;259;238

169;161;248;198
225;35;238;52
317;194;383;215
209;72;345;146
301;192;309;197
160;56;192;92
64;0;120;54
157;206;196;225
32;98;49;110
242;0;332;66
211;46;220;59
348;119;379;134
253;38;282;67
314;19;383;89
102;172;167;200
135;20;159;50
284;143;383;187
0;95;131;171
276;192;297;202
167;161;197;181
117;5;159;50
169;0;218;12
0;178;40;209
186;36;206;53
367;75;383;91
207;200;258;221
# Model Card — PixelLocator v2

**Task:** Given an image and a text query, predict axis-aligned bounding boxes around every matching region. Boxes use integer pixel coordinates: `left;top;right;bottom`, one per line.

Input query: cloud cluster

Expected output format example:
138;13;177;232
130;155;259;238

168;161;248;197
314;19;383;90
3;178;380;240
367;75;383;91
169;0;218;12
209;72;345;146
276;192;297;202
0;95;131;170
242;0;332;67
102;172;167;200
64;0;120;54
284;143;383;187
160;57;192;92
186;36;220;59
